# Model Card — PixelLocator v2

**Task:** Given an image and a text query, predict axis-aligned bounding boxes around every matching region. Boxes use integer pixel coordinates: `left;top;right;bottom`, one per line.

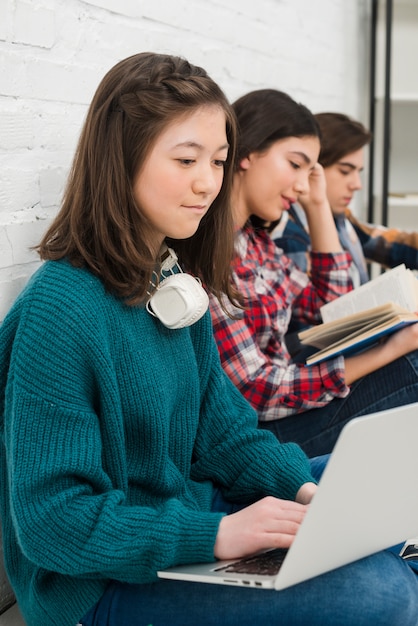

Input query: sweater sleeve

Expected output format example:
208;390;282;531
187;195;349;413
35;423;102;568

347;208;418;270
1;274;222;583
4;368;221;584
189;314;316;501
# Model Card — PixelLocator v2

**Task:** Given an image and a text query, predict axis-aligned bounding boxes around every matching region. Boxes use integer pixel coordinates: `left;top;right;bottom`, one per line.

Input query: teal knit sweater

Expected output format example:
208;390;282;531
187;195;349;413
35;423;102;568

0;260;313;626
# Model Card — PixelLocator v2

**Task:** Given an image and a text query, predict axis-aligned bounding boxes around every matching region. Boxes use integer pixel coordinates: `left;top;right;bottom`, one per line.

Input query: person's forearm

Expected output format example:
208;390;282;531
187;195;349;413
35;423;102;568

297;163;342;254
344;345;390;385
305;202;342;253
344;326;418;385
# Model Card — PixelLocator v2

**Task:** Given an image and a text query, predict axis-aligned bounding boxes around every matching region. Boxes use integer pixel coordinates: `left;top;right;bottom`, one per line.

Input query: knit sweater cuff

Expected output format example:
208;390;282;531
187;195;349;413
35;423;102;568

171;509;225;565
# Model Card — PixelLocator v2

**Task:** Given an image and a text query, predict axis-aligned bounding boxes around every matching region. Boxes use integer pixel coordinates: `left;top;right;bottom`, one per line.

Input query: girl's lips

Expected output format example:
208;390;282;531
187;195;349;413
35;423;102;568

281;197;293;211
183;204;207;213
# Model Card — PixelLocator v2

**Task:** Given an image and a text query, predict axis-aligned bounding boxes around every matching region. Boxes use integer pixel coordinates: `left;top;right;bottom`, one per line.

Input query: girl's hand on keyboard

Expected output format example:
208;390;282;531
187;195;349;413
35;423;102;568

214;496;308;560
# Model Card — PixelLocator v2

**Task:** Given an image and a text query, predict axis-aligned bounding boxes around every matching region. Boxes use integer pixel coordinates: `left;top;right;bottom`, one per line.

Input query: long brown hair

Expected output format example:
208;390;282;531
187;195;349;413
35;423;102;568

37;52;239;306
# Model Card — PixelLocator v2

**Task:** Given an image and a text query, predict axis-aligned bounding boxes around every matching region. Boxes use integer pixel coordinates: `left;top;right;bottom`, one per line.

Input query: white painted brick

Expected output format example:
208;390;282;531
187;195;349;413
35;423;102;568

24;58;100;104
0;107;35;151
0;159;40;217
0;50;98;104
0;270;41;322
39;164;67;208
14;1;55;49
0;227;14;269
0;49;28;98
0;215;53;269
0;0;13;41
31;102;86;153
0;98;85;155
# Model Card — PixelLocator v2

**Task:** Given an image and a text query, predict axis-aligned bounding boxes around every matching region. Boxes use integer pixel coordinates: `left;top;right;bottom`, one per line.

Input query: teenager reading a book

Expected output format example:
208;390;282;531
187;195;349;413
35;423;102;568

272;112;418;287
209;88;418;458
4;53;418;626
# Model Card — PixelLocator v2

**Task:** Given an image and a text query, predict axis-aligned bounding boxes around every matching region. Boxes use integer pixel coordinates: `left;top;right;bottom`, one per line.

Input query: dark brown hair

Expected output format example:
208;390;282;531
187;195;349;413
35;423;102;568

315;112;372;168
37;52;238;306
232;89;320;230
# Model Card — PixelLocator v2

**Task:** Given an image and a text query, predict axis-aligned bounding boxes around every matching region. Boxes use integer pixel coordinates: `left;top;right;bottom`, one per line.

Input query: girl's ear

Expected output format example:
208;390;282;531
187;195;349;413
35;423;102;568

239;156;251;170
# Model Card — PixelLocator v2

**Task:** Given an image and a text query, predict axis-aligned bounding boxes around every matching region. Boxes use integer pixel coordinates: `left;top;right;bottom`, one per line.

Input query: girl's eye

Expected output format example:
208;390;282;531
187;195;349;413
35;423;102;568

339;168;351;176
214;160;226;168
290;161;300;170
178;159;195;166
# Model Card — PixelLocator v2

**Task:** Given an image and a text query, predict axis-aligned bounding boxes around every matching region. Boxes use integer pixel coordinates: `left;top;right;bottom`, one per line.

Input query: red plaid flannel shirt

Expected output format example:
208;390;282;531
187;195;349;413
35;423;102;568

209;225;352;420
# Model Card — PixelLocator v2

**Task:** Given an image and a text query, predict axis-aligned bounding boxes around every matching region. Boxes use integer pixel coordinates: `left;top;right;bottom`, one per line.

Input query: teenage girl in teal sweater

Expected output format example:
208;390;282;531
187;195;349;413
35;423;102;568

0;52;417;626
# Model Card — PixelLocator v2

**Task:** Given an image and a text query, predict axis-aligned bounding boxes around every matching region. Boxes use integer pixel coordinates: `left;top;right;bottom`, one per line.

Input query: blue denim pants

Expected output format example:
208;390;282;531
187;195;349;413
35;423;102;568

261;351;418;456
79;457;418;626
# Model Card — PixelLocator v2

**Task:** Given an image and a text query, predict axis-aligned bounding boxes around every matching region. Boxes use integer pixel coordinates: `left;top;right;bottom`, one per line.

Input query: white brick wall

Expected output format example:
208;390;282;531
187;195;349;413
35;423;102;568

0;0;370;320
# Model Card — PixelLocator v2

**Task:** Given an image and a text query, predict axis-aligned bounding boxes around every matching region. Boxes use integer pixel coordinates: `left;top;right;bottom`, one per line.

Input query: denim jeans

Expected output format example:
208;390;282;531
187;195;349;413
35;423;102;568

260;351;418;456
79;457;418;626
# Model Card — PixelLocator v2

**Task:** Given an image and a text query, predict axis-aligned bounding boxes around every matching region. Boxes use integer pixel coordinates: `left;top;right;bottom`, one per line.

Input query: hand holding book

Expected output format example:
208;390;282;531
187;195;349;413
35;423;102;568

299;265;418;365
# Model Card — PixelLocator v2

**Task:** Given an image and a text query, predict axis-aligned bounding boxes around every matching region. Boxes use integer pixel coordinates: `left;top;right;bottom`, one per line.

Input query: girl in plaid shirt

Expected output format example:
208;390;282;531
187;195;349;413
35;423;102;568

209;89;418;457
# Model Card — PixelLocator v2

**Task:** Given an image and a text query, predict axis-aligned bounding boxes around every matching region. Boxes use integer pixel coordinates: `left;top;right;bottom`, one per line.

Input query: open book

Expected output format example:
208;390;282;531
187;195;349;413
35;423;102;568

299;264;418;365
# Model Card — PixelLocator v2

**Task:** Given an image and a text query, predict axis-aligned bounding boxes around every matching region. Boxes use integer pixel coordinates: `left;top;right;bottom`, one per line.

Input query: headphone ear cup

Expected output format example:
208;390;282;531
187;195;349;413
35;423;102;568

146;274;209;329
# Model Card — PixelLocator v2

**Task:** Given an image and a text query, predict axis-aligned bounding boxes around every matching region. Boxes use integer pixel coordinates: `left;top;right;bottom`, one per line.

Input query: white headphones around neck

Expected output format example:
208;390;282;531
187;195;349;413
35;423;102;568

146;247;209;329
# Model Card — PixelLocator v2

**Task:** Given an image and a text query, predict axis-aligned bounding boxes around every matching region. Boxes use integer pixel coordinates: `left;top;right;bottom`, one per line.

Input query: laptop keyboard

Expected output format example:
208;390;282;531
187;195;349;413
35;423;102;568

217;548;288;576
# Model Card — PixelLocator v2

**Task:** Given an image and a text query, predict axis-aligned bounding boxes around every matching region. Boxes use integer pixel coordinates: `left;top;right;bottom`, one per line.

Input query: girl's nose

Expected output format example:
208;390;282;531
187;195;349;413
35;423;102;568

294;173;310;195
349;171;362;190
192;164;218;195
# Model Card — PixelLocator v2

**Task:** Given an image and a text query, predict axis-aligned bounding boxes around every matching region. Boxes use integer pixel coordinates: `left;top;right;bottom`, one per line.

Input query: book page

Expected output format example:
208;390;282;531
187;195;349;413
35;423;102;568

320;265;418;323
306;315;418;365
299;302;404;348
299;306;402;349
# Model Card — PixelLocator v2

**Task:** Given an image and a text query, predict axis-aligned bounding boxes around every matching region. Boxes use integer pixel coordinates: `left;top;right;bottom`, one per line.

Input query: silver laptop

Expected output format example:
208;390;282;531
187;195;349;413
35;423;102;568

158;402;418;591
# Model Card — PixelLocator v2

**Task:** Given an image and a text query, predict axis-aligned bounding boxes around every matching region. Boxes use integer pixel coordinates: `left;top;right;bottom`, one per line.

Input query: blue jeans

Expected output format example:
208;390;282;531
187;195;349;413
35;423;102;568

261;351;418;456
79;458;418;626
